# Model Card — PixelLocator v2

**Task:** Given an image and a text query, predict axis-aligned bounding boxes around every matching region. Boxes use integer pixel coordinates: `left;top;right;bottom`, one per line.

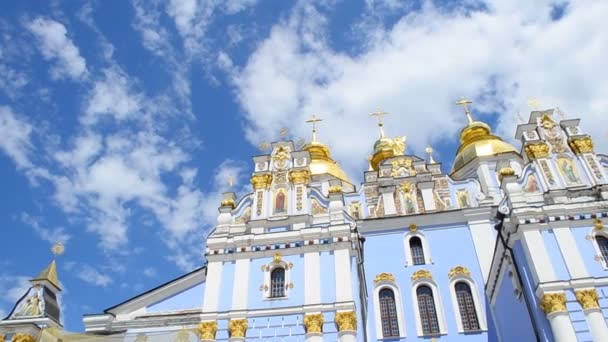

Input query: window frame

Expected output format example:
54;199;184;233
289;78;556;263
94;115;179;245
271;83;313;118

404;232;432;267
373;278;407;340
448;272;487;333
262;258;292;300
593;231;608;269
270;267;286;298
411;277;447;337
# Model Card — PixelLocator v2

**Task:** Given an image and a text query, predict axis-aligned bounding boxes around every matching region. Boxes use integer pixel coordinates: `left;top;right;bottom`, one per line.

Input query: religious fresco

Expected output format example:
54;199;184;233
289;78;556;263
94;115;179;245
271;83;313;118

349;202;362;219
523;173;540;193
393;190;403;215
456;189;471;208
10;285;45;319
557;157;580;185
433;177;452;210
310;198;327;215
399;182;416;215
274;189;287;214
235;206;251;224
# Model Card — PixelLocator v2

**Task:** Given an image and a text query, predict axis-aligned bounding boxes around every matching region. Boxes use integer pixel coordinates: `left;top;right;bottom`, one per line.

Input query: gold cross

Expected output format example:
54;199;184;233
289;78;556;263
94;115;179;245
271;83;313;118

305;114;323;142
370;107;389;137
528;98;540;110
455;97;474;124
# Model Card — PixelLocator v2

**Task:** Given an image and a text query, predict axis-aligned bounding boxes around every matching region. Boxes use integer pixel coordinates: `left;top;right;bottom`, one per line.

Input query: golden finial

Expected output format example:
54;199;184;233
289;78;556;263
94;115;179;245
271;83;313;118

528;98;540;110
305;114;323;142
370;107;389;138
51;243;65;257
455;97;474;124
425;146;436;163
258;141;270;152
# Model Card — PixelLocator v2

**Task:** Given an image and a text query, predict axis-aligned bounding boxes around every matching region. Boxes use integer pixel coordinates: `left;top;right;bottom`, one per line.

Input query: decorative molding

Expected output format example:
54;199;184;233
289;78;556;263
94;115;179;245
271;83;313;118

328;185;343;194
373;272;396;284
594;219;604;230
304;313;324;333
289;169;311;185
411;270;433;281
575;289;600;309
569;136;594;154
12;334;36;342
448;266;471;279
220;198;236;209
198;321;218;340
228;319;248;337
251;174;273;189
540;292;567;314
273;252;282;263
498;167;515;181
335;311;357;331
525;142;550;160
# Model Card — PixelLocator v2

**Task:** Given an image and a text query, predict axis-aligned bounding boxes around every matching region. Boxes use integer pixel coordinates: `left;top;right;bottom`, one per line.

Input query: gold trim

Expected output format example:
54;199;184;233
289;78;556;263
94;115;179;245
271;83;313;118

289;169;311;185
593;219;604;230
304;313;324;333
448;266;471;279
569;137;594;154
575;289;600;309
12;334;36;342
197;321;218;340
335;311;357;331
409;223;418;232
220;198;236;209
525;142;550;160
498;167;515;181
0;335;5;342
411;270;433;281
228;319;248;338
273;252;282;263
328;185;343;194
373;272;396;284
540;292;567;314
251;174;273;189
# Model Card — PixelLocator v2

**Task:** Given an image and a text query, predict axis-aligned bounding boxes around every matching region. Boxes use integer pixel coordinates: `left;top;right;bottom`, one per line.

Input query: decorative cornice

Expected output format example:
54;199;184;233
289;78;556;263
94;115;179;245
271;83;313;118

448;266;471;279
569;136;594;154
228;319;248;338
335;311;357;331
373;272;396;284
198;321;218;340
540;292;567;314
575;289;600;309
251;174;273;189
12;334;36;342
411;270;433;281
525;142;550;160
289;169;311;185
304;313;324;333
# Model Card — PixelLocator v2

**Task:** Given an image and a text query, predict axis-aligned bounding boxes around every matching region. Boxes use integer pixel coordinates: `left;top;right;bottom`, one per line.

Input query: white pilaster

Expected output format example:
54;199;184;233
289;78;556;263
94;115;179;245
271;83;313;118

584;308;608;341
521;230;557;283
305;252;321;304
338;331;356;342
231;258;250;310
417;182;436;211
202;261;224;313
546;311;577;342
305;332;323;342
334;248;353;302
552;226;589;278
467;219;495;283
380;187;396;216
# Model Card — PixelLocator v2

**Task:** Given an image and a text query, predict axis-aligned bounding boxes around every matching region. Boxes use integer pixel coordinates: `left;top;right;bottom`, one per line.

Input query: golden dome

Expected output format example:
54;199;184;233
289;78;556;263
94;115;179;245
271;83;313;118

370;136;406;170
303;141;351;183
452;120;518;172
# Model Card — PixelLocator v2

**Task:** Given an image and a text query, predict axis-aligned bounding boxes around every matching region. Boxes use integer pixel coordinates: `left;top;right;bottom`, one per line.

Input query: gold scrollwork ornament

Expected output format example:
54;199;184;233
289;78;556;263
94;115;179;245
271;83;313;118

411;269;433;281
289;170;311;185
575;289;600;310
328;185;343;194
569;137;594;154
251;174;273;189
0;334;5;342
593;219;604;230
228;319;248;338
335;311;357;331
448;266;471;279
12;334;36;342
374;272;396;284
198;321;218;340
304;313;324;333
525;142;550;160
540;292;567;314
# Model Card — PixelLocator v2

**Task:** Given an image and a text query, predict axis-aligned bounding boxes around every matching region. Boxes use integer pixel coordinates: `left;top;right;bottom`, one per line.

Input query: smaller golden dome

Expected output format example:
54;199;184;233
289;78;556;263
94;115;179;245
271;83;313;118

370;136;406;170
303;141;351;183
452;120;518;173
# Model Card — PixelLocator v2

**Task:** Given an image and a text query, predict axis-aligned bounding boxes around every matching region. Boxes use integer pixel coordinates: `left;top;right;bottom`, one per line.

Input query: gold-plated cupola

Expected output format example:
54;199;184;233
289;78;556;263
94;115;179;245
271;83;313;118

302;114;351;183
452;99;518;173
369;108;406;170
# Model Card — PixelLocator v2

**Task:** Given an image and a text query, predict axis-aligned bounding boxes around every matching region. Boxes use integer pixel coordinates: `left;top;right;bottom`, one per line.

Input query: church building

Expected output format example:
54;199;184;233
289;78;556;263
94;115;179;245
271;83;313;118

2;102;608;342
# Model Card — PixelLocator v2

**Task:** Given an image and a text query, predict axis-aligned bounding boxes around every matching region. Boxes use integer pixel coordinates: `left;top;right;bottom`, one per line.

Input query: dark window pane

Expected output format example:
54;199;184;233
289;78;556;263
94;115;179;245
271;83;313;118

270;268;285;298
410;237;425;265
455;282;480;331
379;288;400;337
598;236;608;264
417;285;440;334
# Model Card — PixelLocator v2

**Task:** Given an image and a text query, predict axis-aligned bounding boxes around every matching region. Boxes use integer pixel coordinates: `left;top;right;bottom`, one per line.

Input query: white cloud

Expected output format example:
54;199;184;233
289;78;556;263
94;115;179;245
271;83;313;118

225;0;608;178
0;106;33;169
76;264;112;287
20;212;71;245
0;275;31;304
143;267;157;277
25;17;87;80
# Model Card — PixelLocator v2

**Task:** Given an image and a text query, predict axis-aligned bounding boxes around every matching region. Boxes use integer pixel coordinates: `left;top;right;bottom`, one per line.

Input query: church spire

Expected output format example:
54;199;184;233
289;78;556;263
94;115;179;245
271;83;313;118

370;108;388;138
456;98;474;125
305;114;323;143
31;243;64;290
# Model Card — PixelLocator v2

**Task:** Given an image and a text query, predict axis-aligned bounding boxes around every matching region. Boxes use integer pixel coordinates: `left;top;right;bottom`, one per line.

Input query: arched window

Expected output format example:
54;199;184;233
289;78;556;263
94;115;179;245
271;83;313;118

270;268;285;298
455;282;480;331
410;237;425;265
379;288;400;337
597;236;608;263
417;285;440;335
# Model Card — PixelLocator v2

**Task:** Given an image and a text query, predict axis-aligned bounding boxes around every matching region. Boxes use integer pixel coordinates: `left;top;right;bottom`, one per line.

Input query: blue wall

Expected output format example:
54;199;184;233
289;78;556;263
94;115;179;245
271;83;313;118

362;224;488;341
541;230;570;280
571;225;607;277
146;282;205;312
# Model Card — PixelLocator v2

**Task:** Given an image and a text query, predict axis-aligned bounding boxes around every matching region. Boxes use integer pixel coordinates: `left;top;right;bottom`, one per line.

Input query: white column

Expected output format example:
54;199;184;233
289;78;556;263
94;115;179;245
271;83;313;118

546;312;578;342
334;248;353;302
380;187;396;215
305;333;323;342
585;308;608;341
203;261;223;312
231;258;250;310
467;219;495;283
552;226;589;278
338;331;357;342
521;230;557;283
305;252;321;304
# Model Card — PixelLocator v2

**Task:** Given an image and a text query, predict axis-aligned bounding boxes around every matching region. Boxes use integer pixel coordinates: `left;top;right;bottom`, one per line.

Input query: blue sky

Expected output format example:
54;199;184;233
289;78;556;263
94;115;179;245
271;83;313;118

0;0;606;332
